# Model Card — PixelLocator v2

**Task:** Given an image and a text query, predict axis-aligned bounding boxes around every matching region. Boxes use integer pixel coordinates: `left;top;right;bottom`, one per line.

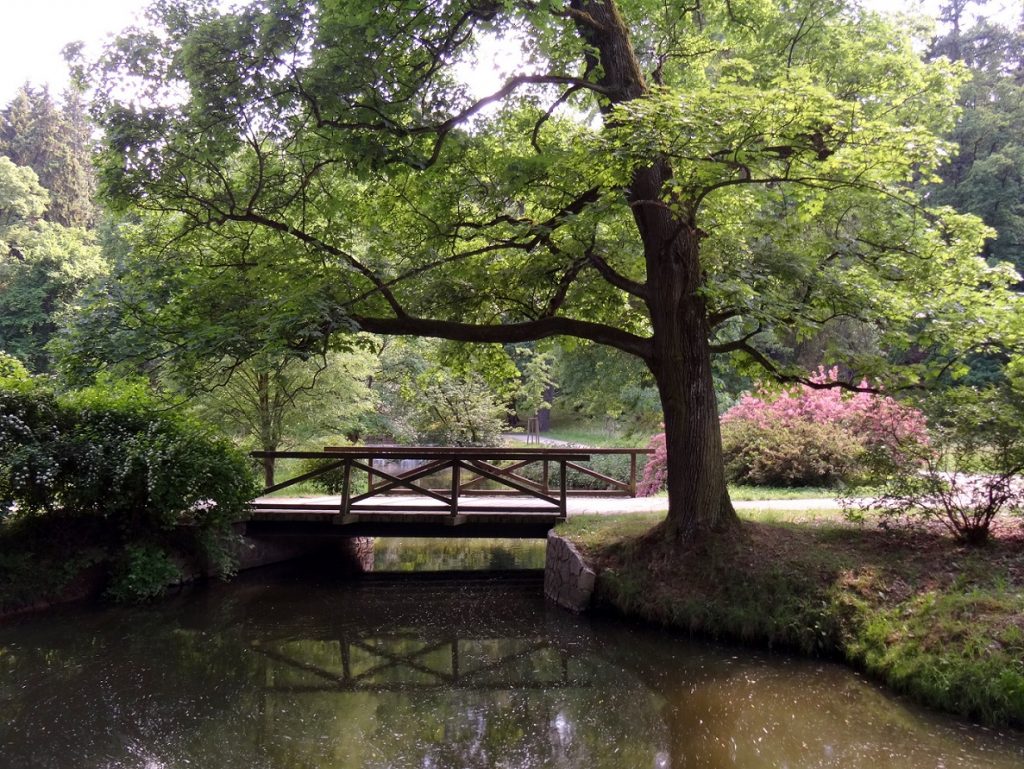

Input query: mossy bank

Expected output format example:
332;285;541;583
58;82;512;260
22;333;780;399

558;514;1024;730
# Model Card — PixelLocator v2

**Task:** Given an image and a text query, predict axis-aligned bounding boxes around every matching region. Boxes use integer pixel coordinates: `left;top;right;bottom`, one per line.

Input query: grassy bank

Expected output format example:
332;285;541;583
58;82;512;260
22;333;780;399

0;513;234;615
557;513;1024;728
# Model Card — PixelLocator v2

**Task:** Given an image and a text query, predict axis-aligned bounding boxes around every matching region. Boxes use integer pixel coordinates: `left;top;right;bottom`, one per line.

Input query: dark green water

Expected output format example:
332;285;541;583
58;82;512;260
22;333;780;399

1;541;1022;769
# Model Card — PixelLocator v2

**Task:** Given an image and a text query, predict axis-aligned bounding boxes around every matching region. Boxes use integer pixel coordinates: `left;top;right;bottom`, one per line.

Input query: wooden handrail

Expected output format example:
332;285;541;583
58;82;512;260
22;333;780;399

250;446;653;522
249;444;647;518
252;447;599;460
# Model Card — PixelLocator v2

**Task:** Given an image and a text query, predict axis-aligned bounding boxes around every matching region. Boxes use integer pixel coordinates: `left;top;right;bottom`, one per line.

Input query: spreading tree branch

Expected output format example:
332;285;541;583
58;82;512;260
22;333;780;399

351;314;652;360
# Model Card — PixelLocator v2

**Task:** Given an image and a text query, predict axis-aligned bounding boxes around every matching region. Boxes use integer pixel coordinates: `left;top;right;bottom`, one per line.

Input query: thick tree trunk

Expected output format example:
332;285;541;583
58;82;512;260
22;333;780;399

573;0;739;539
257;371;276;487
638;162;737;539
648;314;738;539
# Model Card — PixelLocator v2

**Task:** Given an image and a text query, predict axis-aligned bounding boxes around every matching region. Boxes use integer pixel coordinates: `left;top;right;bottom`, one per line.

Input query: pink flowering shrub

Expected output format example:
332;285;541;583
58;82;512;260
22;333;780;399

637;432;667;496
638;368;928;494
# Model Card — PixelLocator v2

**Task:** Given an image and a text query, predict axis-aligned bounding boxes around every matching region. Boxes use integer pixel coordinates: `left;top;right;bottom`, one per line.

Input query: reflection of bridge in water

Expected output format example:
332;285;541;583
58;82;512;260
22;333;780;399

250;576;597;695
255;633;585;693
243;576;667;769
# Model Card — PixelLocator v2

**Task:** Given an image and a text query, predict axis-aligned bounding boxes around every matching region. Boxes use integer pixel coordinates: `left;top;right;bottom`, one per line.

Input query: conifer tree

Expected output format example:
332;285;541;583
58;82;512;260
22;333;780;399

0;85;97;228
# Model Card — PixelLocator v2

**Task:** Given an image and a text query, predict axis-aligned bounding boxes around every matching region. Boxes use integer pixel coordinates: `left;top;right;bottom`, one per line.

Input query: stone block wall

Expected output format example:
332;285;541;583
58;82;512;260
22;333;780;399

544;532;596;612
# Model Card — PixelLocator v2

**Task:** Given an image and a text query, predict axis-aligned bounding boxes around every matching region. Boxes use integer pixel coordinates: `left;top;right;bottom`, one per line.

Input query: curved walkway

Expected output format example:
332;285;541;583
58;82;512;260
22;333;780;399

258;494;850;515
498;435;852;514
565;496;848;514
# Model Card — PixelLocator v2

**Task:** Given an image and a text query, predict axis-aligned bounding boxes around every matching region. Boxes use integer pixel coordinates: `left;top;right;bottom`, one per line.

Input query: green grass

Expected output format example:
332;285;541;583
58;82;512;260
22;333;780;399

559;513;664;547
264;481;324;497
556;514;1024;728
727;484;851;500
627;486;853;503
540;420;652;448
736;506;845;524
260;457;338;497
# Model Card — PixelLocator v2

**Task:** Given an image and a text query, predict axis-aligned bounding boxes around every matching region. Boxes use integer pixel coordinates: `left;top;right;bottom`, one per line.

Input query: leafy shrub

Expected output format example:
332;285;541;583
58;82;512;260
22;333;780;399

722;417;867;487
105;543;183;602
0;376;259;600
638;367;927;494
853;386;1024;545
723;368;928;452
637;433;668;496
0;352;29;380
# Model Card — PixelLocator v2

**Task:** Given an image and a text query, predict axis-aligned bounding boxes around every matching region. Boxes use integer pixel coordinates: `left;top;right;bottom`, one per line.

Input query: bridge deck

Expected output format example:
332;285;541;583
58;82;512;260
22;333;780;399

247;446;651;538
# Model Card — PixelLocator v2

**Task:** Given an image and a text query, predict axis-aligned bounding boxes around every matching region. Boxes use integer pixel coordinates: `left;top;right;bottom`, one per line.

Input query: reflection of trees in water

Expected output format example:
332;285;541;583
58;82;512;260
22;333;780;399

0;607;266;769
255;625;666;768
370;537;547;572
589;623;1024;769
2;575;1023;769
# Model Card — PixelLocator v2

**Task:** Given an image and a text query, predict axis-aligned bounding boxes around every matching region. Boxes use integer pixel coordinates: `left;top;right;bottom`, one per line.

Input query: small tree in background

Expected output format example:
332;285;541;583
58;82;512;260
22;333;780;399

408;370;507;447
512;346;556;427
189;349;376;486
855;386;1024;545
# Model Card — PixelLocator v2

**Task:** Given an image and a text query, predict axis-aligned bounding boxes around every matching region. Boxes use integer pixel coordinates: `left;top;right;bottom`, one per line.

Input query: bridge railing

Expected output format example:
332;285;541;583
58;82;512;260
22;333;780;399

249;446;650;519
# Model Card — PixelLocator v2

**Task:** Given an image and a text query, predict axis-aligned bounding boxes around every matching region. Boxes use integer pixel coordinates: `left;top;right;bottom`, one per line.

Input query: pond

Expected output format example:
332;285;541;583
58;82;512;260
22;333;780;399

1;539;1022;769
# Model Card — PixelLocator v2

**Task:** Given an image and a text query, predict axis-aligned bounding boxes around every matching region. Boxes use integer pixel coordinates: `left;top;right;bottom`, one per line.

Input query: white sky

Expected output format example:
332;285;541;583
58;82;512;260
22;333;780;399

0;0;145;101
0;0;1020;105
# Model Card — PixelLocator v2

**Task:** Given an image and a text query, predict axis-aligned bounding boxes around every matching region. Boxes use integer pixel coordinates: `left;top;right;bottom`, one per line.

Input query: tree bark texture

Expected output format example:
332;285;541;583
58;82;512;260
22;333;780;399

573;1;738;537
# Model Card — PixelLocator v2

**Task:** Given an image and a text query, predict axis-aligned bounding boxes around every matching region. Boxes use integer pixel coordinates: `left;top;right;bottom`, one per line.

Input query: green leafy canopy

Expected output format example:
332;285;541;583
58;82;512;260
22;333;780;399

65;0;1024;538
71;0;1019;389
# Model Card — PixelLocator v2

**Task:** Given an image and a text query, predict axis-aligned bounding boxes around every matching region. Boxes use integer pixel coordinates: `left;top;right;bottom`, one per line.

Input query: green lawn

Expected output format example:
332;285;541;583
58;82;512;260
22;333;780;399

727;484;854;500
537;417;653;447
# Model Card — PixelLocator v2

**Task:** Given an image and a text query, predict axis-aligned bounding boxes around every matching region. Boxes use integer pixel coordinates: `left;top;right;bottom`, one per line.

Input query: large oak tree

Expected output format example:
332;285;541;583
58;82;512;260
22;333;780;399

79;0;1018;541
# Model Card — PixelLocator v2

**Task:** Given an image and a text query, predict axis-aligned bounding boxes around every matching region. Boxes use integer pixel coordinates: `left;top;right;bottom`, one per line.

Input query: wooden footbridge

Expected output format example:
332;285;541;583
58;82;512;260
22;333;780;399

247;446;650;538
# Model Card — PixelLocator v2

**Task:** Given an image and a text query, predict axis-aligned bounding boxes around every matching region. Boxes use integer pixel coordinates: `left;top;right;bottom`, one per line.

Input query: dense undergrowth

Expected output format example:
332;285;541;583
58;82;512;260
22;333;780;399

558;514;1024;729
0;366;259;610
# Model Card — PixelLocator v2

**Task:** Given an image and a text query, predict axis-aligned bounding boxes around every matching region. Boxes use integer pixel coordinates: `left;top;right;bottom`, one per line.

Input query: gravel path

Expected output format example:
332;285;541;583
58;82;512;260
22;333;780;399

565;496;851;514
257;494;852;515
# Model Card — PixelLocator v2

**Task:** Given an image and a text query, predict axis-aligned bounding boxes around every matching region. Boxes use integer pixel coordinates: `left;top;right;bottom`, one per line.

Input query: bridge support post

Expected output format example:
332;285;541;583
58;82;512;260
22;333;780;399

558;460;568;519
450;461;460;516
339;459;352;516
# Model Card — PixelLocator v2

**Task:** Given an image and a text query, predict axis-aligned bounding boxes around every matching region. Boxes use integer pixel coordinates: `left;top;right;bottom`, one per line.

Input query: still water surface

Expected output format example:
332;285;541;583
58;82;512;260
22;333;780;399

1;539;1022;769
